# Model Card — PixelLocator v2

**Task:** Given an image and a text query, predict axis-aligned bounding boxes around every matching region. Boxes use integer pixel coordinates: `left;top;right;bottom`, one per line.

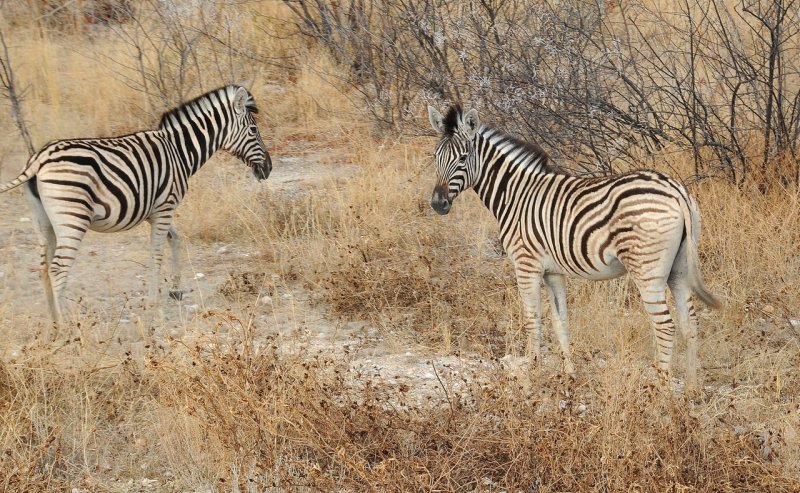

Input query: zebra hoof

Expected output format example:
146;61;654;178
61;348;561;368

169;289;187;301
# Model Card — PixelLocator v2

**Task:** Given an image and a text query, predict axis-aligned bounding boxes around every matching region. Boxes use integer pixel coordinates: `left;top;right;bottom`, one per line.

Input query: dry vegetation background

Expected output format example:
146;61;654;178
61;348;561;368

0;0;799;491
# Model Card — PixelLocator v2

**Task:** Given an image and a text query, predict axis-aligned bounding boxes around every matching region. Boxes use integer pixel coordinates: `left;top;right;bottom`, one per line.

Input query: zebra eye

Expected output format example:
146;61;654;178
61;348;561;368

458;154;468;163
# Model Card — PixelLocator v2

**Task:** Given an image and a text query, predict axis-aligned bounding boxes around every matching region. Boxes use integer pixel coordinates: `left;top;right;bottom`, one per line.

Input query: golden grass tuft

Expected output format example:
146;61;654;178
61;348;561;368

3;328;797;491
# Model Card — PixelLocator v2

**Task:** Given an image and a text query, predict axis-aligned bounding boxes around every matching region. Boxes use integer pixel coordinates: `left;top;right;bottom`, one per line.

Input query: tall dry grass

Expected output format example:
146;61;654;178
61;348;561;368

1;1;799;491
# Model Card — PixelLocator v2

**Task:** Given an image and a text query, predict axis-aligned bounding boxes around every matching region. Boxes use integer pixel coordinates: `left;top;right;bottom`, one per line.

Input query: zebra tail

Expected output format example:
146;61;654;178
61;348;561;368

0;156;40;194
684;196;722;309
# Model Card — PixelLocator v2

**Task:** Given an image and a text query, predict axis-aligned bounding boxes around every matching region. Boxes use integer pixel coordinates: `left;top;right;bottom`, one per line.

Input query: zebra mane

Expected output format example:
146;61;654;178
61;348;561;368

482;125;559;174
158;85;257;129
442;104;463;136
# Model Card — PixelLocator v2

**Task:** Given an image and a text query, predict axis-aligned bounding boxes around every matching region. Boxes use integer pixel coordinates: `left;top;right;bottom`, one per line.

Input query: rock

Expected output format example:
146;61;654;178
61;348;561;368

763;304;775;314
194;272;205;279
19;217;30;222
217;246;229;254
183;304;200;313
790;319;800;328
259;295;273;304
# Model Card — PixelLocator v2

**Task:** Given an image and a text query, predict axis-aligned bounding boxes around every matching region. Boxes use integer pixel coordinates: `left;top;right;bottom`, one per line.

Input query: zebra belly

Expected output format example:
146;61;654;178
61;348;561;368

89;217;147;233
541;254;627;280
577;257;627;280
89;202;151;232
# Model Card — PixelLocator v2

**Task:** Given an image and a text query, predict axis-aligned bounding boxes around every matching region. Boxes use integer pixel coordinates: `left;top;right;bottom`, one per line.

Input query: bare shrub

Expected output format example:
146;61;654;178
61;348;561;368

282;0;800;186
319;220;519;353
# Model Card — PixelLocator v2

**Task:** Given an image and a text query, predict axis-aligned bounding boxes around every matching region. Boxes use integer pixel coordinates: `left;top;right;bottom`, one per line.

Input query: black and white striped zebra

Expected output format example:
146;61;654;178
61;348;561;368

0;85;271;328
427;104;720;388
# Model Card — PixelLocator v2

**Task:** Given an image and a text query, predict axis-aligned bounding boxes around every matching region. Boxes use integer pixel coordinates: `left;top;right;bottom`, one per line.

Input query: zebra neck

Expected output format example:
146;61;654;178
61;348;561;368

160;105;223;176
473;128;550;216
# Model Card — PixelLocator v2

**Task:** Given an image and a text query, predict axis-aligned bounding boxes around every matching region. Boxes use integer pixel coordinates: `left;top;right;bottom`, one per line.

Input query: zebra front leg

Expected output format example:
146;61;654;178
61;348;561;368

166;226;186;301
147;217;172;307
515;267;544;368
544;273;576;376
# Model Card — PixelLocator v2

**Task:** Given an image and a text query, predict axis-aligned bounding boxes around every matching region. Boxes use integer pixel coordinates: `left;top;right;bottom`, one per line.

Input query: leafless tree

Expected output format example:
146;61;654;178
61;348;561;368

0;3;35;156
282;0;800;187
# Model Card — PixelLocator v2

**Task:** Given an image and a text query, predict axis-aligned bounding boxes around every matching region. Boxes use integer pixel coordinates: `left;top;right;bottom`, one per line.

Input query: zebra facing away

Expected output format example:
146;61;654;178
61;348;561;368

0;85;271;330
427;104;721;389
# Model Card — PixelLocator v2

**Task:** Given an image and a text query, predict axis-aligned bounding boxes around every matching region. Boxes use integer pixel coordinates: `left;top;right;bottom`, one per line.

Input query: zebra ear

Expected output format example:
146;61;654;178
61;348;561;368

428;106;445;133
461;108;480;139
233;87;249;115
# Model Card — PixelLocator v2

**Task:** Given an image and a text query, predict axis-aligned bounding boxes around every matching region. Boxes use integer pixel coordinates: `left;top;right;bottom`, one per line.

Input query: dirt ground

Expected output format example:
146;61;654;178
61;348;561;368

0;149;523;413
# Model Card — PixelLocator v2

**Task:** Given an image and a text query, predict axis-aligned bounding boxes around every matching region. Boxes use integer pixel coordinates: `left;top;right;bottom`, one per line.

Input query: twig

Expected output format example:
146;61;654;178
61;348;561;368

430;361;454;415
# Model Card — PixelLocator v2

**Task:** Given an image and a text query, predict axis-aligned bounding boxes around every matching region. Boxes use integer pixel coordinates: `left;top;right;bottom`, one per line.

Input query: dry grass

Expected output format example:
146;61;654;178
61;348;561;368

1;2;799;492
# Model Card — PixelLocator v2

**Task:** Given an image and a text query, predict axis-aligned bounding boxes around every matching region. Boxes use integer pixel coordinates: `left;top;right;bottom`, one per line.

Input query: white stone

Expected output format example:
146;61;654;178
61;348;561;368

19;217;30;222
184;304;200;313
194;272;205;279
259;295;273;304
217;246;229;254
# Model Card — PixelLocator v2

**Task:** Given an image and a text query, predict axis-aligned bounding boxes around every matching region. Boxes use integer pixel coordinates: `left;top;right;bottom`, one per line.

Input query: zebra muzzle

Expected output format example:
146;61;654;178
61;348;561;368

430;186;452;215
252;152;272;181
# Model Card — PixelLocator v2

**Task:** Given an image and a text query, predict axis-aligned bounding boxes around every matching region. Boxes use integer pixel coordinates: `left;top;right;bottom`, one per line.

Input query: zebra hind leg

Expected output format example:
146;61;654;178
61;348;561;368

668;278;699;393
668;242;700;393
632;275;677;387
24;185;61;334
37;226;58;328
48;218;91;333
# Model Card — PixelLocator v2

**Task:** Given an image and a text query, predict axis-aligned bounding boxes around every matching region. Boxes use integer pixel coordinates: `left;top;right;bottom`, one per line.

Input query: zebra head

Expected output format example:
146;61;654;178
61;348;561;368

427;104;481;215
224;86;272;181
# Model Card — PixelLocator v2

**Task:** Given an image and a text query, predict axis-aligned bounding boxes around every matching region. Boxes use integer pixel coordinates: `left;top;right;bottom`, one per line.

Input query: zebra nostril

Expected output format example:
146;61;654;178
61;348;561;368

430;197;451;215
